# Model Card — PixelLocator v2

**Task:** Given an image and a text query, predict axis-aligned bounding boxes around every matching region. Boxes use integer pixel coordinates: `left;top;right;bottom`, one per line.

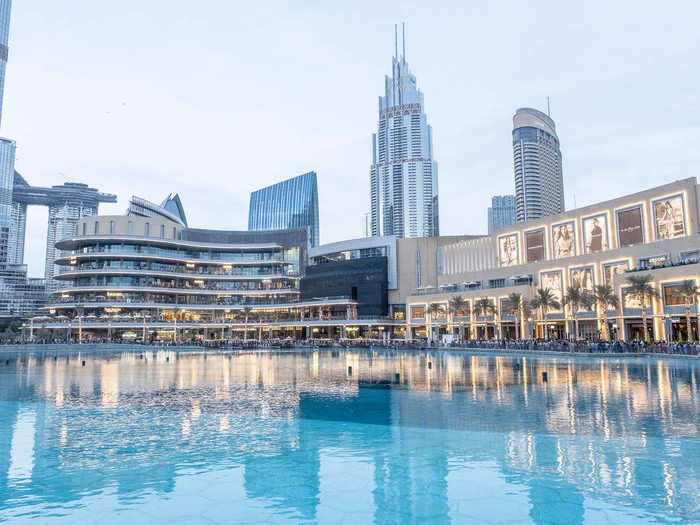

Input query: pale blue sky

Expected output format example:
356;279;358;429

3;1;699;276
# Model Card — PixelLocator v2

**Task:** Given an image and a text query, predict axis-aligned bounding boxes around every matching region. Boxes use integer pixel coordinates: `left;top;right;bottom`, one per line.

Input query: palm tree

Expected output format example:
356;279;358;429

503;293;524;340
564;286;593;340
429;302;446;342
448;296;469;341
530;288;561;339
673;280;700;342
473;298;495;339
243;306;252;341
625;274;658;342
592;284;620;341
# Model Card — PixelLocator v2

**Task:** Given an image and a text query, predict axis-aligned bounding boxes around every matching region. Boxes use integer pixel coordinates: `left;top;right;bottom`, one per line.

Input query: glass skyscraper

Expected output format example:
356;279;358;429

512;107;564;223
0;0;10;127
248;171;320;247
487;194;516;234
370;24;439;239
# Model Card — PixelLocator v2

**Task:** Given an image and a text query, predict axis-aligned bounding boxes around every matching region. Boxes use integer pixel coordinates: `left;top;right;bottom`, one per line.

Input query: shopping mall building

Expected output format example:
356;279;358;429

405;177;700;342
31;177;700;343
36;214;405;342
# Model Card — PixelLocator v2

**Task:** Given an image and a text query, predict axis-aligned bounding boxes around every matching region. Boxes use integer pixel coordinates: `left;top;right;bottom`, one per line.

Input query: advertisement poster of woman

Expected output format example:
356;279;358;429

498;234;519;267
552;222;575;258
583;215;608;253
653;195;685;239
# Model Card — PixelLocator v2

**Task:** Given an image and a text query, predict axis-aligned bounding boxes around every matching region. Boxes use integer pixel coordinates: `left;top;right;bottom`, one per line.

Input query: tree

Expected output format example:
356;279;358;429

592;284;620;341
503;293;524;340
429;303;446;342
673;280;700;342
625;274;658;342
530;288;561;339
473;298;495;340
448;296;469;341
564;286;593;340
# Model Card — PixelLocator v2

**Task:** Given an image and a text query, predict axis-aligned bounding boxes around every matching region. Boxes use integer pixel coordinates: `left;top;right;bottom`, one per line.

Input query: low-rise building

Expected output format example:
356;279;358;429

406;178;700;342
38;215;401;341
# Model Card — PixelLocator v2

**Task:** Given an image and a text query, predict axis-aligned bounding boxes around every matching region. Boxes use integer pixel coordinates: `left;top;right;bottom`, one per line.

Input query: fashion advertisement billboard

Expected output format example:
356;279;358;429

498;234;519;267
525;229;545;263
552;221;576;259
583;214;609;254
540;270;564;312
653;195;685;240
617;207;644;246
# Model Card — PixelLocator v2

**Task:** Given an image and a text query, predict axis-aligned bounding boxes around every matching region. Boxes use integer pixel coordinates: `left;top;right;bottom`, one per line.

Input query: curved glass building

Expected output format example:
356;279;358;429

40;215;372;341
248;171;319;247
512;107;564;223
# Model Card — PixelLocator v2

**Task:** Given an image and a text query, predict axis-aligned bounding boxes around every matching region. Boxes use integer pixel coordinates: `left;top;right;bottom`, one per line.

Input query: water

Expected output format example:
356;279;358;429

0;348;699;524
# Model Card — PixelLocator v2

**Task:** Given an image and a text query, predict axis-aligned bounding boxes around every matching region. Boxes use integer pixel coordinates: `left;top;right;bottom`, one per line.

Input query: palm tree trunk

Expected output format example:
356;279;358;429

686;302;692;343
574;312;579;341
602;311;608;341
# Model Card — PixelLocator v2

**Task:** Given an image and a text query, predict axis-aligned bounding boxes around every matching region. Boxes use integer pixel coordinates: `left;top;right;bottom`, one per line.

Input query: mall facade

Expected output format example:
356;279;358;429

405;177;700;343
30;177;700;343
37;215;403;342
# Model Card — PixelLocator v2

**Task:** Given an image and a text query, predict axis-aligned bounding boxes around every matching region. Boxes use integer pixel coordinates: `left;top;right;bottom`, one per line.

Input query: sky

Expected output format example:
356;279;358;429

3;0;700;277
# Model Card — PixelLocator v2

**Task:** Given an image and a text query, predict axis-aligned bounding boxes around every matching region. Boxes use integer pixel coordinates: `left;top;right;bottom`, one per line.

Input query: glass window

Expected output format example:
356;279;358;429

82;222;86;236
109;220;115;234
160;224;165;238
664;285;684;306
411;305;425;320
127;221;133;234
145;222;150;236
172;226;177;239
94;221;99;235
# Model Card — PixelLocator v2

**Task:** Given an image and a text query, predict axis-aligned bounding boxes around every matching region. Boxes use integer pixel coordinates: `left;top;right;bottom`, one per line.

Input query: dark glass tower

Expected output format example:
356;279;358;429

248;171;320;247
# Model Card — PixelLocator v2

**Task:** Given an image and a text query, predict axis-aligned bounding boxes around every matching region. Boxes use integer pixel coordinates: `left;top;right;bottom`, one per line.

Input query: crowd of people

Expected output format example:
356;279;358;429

1;336;699;356
446;338;700;356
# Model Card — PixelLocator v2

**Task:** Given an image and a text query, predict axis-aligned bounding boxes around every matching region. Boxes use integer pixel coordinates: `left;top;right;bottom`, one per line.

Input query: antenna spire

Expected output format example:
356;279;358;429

547;96;551;117
402;22;406;63
394;24;398;60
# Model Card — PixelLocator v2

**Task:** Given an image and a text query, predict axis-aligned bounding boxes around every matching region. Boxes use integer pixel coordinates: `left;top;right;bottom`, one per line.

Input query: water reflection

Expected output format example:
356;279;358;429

0;349;698;523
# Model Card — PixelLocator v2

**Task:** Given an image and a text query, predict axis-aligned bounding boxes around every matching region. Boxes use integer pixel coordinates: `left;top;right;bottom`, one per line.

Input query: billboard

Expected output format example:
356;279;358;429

602;260;629;287
617;206;644;246
498;234;519;267
570;265;595;294
552;221;576;259
540;270;564;312
623;288;643;309
582;214;609;254
653;195;685;240
525;229;546;263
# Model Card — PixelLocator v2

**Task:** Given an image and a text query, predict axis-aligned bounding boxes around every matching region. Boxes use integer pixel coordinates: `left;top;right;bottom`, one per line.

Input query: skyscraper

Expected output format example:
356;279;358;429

512;107;564;223
248;171;320;246
487;194;516;234
0;0;10;127
370;24;438;239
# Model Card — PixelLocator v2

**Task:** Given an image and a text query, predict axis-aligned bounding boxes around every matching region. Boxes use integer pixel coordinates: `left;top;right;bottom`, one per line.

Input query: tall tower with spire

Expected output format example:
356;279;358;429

369;24;439;239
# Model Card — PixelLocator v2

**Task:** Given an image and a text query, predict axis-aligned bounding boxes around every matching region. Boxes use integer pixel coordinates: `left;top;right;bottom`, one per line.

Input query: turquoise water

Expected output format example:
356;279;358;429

0;348;699;524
